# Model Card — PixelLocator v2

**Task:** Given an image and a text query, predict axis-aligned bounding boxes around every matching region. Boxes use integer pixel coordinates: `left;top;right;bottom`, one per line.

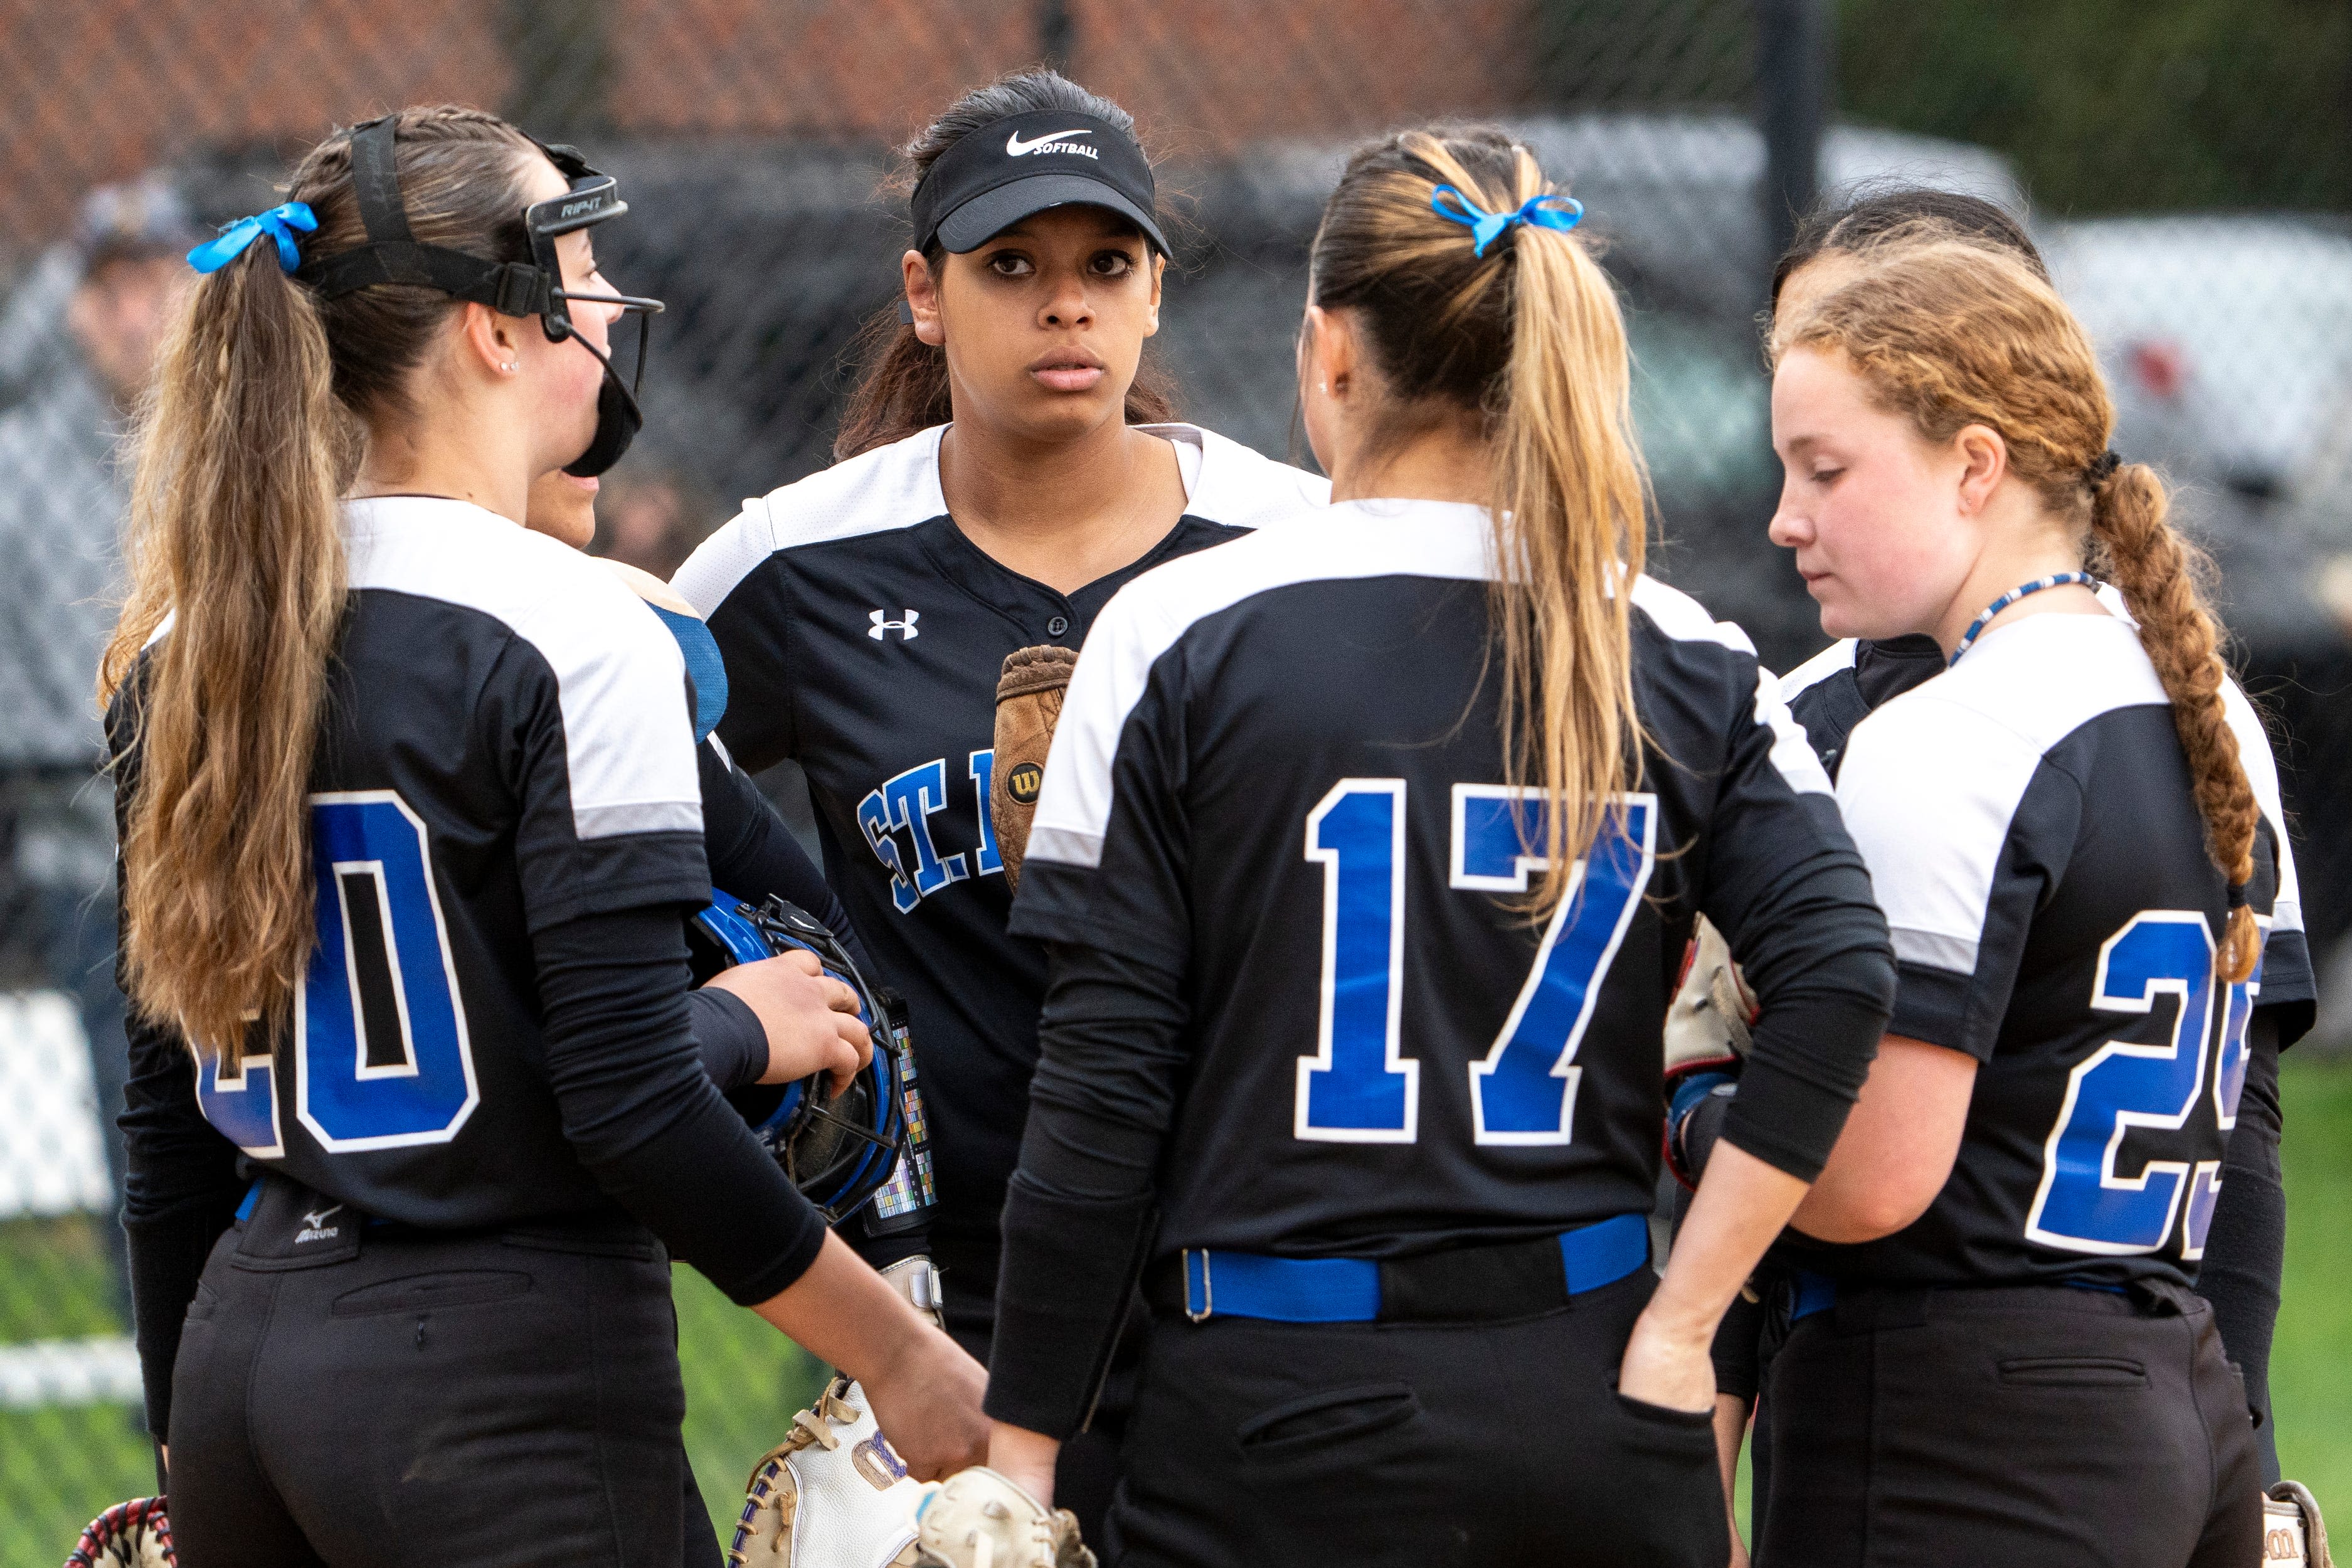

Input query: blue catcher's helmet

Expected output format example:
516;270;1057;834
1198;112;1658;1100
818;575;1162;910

687;891;906;1222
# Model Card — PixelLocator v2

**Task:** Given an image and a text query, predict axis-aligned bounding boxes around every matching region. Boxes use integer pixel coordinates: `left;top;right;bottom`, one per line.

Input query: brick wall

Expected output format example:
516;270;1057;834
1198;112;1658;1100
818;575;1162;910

0;0;1533;240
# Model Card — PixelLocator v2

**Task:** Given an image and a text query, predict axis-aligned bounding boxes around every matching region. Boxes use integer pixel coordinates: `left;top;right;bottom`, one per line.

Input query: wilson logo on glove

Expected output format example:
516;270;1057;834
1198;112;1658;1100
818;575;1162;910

992;645;1078;892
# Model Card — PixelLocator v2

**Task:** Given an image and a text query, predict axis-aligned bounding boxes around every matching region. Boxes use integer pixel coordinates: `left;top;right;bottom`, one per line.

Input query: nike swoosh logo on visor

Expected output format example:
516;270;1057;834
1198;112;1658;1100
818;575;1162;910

1006;129;1094;156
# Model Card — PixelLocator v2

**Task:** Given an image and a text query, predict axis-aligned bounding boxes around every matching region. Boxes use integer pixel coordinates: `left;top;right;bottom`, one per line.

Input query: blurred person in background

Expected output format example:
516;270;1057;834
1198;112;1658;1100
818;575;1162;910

0;174;194;1315
590;460;719;579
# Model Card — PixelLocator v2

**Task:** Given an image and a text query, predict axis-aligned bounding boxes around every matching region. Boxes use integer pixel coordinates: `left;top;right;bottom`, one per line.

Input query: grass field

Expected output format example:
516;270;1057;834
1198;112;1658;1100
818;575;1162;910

4;1062;2349;1561
0;1221;824;1565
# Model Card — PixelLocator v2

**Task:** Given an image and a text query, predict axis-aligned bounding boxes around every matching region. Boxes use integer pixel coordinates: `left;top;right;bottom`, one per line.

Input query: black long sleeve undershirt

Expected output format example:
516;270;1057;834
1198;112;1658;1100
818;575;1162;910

530;905;827;1302
687;986;768;1091
118;1001;245;1441
987;945;1187;1439
699;739;870;973
697;738;929;1266
1705;797;1897;1183
2200;1009;2286;1485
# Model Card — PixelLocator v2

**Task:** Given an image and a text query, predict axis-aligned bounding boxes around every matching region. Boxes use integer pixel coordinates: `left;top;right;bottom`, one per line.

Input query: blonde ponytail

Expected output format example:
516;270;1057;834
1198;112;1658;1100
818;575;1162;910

1308;129;1648;917
102;104;544;1051
1482;145;1648;912
103;240;349;1054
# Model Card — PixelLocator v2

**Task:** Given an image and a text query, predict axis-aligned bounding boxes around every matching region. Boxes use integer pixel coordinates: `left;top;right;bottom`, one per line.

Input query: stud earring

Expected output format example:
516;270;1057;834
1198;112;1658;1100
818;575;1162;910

501;361;517;373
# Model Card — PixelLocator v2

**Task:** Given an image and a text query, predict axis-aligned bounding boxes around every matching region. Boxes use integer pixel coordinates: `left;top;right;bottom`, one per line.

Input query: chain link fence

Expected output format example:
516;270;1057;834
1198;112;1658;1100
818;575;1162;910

1;0;2346;1556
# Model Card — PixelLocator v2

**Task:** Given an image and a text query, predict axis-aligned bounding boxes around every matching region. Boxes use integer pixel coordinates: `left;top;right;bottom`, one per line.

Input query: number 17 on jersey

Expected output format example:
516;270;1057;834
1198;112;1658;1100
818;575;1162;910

1296;780;1656;1148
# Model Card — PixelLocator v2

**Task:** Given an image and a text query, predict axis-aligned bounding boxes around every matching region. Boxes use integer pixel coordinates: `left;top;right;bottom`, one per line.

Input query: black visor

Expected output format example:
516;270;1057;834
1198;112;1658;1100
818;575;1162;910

911;109;1165;255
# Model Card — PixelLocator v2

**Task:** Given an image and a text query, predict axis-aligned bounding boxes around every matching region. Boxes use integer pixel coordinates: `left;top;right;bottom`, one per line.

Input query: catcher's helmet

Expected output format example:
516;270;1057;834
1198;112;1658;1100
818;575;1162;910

687;891;906;1222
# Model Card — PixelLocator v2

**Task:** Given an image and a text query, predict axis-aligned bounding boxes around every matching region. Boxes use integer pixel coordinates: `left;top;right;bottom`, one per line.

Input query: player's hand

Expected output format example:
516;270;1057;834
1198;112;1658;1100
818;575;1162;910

1616;1305;1717;1416
860;1323;990;1481
987;1421;1062;1507
704;950;872;1089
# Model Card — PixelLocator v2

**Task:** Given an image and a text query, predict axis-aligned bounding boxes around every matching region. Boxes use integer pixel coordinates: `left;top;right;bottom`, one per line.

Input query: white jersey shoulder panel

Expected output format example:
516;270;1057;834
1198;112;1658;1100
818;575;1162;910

1136;421;1330;527
1025;501;1487;871
1838;614;2166;975
1779;637;1860;704
2220;676;2302;940
2080;584;2296;933
342;497;699;841
1630;576;1830;798
671;426;949;617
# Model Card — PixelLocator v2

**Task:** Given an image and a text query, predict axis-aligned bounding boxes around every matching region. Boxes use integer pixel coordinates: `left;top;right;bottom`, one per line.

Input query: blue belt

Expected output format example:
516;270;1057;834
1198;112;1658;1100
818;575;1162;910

1790;1269;1838;1322
1789;1269;2132;1323
1179;1212;1649;1325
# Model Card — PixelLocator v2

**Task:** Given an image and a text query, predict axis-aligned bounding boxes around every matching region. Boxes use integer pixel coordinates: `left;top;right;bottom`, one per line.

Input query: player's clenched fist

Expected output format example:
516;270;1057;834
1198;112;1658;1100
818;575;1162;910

705;948;874;1088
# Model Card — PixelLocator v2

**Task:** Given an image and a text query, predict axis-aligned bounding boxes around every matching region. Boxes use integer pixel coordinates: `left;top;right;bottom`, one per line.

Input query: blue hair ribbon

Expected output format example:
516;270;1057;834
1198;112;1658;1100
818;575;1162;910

1430;186;1584;258
186;202;317;275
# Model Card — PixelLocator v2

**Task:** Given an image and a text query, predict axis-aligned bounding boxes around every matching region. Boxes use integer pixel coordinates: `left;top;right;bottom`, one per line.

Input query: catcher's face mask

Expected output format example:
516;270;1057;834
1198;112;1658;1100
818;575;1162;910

297;115;663;477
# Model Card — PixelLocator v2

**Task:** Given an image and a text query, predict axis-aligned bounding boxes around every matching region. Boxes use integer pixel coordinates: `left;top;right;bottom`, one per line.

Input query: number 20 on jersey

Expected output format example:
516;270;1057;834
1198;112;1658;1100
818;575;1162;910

1297;780;1656;1147
196;792;480;1157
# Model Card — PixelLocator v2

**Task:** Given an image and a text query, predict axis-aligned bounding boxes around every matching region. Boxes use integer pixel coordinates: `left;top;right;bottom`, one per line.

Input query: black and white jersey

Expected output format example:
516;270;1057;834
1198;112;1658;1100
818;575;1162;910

673;423;1328;1276
1007;499;1891;1257
134;497;712;1227
1781;621;2317;1042
1791;612;2314;1290
1776;634;1944;780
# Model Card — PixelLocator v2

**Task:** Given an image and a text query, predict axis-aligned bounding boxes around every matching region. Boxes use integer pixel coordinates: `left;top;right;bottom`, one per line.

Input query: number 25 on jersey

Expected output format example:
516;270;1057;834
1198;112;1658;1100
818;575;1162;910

2026;908;2264;1259
1296;780;1656;1147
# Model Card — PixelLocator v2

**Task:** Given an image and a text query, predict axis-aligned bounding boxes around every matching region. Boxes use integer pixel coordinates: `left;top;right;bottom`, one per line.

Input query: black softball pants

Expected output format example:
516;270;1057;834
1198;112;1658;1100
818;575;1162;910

1105;1268;1729;1568
1759;1279;2261;1568
164;1179;720;1568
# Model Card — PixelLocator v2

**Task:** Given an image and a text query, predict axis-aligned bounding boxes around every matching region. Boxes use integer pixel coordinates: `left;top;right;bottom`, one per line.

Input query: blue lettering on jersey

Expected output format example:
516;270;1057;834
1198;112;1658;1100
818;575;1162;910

197;1041;283;1158
294;792;480;1151
1297;781;1418;1142
2026;909;2261;1258
969;749;1004;877
2187;935;2264;1259
1454;788;1656;1145
1293;780;1655;1147
857;759;970;913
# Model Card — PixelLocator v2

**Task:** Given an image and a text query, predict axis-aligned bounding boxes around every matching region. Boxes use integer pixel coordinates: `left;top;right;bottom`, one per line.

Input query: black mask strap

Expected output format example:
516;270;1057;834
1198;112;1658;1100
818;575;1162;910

297;117;553;315
349;116;415;244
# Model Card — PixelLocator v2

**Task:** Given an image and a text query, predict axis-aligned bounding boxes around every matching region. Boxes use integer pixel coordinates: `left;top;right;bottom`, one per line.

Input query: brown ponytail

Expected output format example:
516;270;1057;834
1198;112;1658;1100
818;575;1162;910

833;66;1175;460
1781;241;2262;982
1308;128;1648;918
100;104;541;1052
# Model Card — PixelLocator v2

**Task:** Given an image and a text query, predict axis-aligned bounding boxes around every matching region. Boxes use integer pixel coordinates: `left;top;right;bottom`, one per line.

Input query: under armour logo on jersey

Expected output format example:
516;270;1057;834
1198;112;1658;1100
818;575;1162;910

1005;127;1099;160
869;610;920;642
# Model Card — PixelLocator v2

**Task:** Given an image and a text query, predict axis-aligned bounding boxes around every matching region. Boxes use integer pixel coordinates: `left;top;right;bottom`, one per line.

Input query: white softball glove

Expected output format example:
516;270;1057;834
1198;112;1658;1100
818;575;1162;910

729;1376;928;1568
